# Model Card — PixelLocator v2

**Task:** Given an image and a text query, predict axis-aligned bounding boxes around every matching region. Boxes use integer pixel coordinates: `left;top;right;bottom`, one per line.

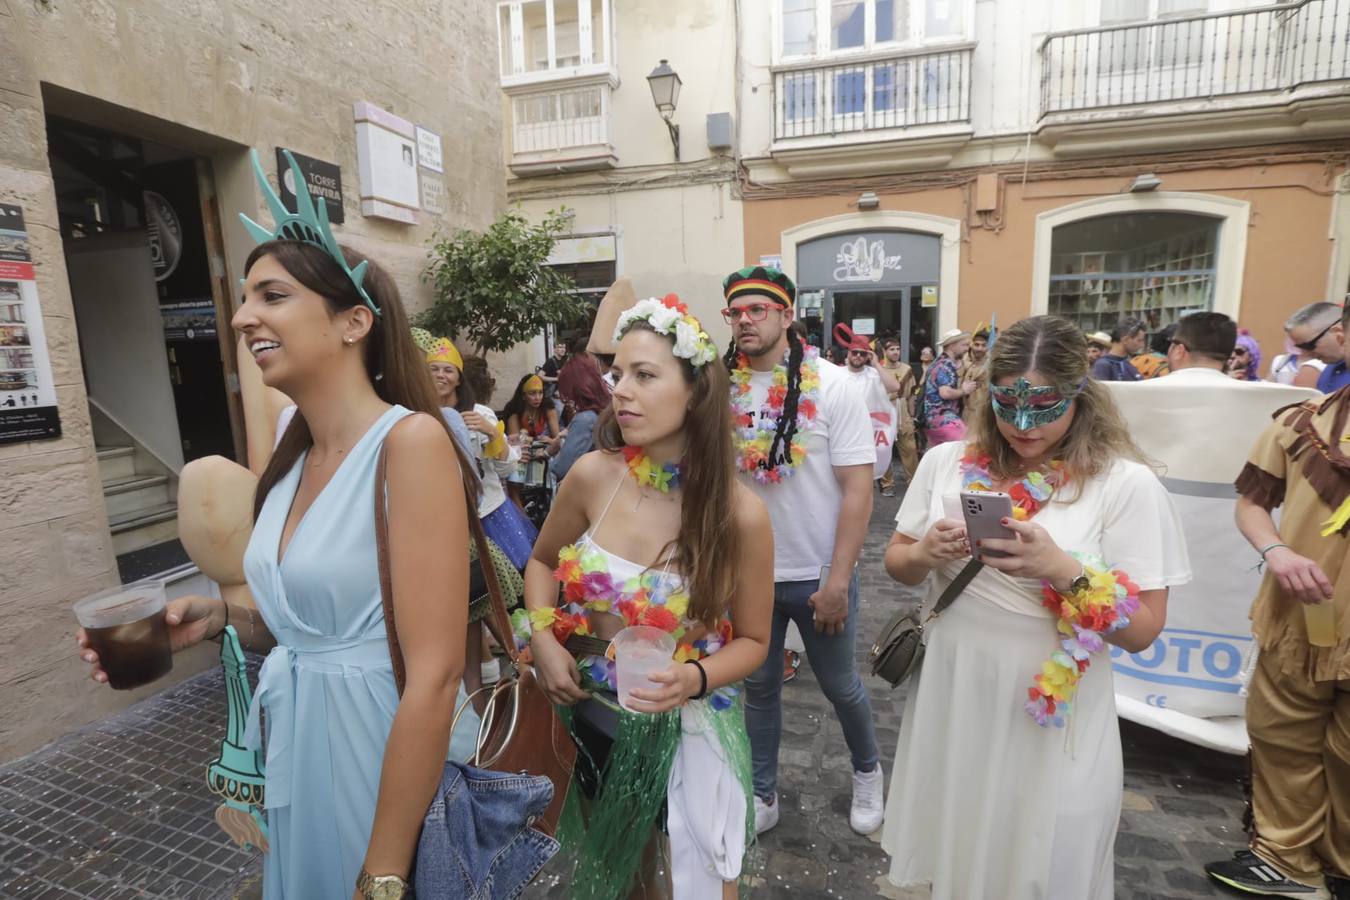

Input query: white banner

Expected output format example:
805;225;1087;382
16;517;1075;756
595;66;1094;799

1104;373;1320;754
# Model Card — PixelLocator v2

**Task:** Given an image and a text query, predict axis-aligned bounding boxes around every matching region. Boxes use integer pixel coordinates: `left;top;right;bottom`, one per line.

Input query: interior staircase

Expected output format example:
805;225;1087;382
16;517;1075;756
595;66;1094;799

96;443;178;556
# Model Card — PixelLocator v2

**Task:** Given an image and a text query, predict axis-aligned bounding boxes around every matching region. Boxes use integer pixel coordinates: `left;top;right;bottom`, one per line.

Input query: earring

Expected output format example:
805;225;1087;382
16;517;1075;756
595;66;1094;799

344;337;354;345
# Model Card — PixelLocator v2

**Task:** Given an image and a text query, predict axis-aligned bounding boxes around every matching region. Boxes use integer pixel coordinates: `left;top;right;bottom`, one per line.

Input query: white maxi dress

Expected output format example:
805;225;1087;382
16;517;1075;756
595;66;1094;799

880;440;1191;900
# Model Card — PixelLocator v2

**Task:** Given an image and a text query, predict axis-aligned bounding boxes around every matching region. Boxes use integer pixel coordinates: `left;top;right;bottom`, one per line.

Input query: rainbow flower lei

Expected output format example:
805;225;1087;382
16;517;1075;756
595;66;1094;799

510;542;737;710
622;446;681;492
730;342;821;484
959;449;1064;521
958;449;1140;728
1030;557;1140;727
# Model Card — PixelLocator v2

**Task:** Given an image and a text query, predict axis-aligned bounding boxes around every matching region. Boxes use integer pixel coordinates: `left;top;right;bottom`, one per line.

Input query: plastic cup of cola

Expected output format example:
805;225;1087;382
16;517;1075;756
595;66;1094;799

74;580;173;690
612;625;677;713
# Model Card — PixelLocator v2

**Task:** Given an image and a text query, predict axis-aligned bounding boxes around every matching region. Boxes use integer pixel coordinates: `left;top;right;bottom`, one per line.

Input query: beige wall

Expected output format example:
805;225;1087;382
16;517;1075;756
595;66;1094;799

0;0;505;761
743;159;1344;362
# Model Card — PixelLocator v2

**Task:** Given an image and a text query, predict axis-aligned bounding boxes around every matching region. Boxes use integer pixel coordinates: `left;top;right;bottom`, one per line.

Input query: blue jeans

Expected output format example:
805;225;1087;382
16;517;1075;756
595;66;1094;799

744;573;880;799
414;762;559;899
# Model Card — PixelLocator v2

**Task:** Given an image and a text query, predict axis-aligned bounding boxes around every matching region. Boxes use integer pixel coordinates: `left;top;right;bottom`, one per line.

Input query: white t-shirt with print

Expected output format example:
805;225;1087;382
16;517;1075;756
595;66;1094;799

740;357;875;582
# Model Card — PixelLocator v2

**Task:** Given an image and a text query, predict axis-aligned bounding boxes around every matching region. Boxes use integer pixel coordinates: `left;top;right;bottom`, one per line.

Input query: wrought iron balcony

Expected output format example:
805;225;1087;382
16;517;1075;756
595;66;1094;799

773;45;974;141
1040;0;1350;115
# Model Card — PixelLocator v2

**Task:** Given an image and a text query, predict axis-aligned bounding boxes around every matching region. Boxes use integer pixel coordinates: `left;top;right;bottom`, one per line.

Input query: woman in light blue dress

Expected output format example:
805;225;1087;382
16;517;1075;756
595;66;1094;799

79;231;479;900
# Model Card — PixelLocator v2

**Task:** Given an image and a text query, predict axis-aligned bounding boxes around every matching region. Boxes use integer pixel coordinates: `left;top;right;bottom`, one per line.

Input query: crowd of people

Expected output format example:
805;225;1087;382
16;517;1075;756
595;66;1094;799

70;157;1348;900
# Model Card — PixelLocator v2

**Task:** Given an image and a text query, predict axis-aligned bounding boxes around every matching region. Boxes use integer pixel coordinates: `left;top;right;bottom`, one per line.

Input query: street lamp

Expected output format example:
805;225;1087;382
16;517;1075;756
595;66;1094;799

647;59;682;161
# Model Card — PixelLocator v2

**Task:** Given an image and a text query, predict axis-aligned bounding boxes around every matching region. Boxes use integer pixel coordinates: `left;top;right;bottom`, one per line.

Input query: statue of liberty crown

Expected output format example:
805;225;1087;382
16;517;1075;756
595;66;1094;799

239;149;378;317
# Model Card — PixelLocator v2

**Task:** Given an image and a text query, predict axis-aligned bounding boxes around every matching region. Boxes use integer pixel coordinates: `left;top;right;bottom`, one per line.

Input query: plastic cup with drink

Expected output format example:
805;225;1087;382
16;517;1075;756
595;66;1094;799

612;625;676;712
1304;600;1337;648
74;580;173;690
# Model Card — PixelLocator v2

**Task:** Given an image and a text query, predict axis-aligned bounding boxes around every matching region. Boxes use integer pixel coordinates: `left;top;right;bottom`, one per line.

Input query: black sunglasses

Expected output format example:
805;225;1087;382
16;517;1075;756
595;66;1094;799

1293;321;1336;352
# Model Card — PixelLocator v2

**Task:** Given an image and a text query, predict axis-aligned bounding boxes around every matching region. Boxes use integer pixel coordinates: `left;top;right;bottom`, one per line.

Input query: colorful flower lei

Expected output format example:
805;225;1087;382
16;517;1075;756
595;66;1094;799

510;542;737;710
730;342;821;484
959;448;1065;521
614;294;718;368
622;446;681;493
1029;556;1140;727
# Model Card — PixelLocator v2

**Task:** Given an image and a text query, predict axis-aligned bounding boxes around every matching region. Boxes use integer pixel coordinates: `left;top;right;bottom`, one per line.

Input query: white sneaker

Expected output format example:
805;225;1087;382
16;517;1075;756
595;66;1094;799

754;793;779;835
850;766;884;834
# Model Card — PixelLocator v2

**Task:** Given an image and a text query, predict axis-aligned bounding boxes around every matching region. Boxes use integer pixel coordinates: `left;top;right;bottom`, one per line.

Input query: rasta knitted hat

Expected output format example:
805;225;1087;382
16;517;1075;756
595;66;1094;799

723;266;796;308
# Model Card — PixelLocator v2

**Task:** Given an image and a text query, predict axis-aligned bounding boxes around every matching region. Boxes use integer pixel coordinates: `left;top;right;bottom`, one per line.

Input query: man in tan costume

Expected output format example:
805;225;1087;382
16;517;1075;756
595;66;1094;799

1205;302;1350;900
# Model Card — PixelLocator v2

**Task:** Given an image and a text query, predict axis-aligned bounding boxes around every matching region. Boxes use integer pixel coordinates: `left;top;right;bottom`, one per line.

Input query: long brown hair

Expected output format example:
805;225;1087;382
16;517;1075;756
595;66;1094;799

967;315;1149;485
245;240;480;519
596;323;740;628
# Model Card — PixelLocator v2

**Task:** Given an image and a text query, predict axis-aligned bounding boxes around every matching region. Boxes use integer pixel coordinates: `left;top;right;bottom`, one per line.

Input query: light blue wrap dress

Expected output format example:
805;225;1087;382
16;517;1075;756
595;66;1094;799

242;405;479;898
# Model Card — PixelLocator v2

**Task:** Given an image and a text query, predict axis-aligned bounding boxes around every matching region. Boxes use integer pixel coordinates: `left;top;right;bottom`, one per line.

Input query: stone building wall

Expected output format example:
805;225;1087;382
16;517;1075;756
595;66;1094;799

0;0;506;761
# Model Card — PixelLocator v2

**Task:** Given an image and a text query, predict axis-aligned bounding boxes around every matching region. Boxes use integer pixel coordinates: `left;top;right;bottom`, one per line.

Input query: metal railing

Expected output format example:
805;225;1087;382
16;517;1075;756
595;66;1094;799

1041;0;1350;114
773;45;973;140
510;83;609;155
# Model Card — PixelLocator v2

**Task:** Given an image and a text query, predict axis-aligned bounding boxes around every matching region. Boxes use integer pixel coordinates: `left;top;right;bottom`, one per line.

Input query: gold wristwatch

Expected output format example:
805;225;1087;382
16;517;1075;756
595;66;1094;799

356;868;409;900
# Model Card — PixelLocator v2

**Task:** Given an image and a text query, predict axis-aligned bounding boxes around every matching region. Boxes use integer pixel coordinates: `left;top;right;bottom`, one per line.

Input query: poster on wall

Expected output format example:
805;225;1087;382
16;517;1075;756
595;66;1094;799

0;204;62;445
354;101;421;224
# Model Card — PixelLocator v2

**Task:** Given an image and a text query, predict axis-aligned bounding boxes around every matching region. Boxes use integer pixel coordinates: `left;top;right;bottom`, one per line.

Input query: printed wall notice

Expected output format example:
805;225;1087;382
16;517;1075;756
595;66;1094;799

0;204;62;444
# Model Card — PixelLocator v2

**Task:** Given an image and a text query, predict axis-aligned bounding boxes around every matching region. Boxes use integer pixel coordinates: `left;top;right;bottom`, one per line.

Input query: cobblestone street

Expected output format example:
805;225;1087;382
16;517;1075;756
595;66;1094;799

1;493;1250;899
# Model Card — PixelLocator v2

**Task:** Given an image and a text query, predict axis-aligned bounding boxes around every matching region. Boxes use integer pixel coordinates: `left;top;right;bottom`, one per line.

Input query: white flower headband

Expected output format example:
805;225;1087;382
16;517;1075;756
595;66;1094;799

614;294;719;368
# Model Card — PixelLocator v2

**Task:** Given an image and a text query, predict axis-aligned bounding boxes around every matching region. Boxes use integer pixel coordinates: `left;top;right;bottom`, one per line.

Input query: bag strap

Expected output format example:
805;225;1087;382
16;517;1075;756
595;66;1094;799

927;558;983;621
375;439;517;698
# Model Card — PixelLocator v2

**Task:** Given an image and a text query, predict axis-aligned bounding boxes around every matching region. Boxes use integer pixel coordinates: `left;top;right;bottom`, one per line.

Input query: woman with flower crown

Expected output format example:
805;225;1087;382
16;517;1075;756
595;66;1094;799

518;294;773;899
880;315;1192;899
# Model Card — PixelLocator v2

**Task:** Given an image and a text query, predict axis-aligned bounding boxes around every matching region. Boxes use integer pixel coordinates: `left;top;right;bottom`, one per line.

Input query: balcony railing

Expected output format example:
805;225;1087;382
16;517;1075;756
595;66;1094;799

773;45;974;141
510;83;610;156
1040;0;1350;115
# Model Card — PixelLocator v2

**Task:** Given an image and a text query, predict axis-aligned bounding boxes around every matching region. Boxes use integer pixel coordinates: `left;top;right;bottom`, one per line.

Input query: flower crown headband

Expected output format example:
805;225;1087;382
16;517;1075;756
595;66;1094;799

613;294;719;368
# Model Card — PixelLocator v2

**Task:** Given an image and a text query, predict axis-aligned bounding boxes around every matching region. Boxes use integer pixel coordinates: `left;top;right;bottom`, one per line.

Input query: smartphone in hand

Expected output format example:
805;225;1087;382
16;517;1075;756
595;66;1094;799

960;490;1015;561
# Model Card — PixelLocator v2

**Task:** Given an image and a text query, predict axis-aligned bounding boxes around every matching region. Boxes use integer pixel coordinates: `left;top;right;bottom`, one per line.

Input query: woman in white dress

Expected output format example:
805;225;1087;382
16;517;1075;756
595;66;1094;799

880;315;1191;900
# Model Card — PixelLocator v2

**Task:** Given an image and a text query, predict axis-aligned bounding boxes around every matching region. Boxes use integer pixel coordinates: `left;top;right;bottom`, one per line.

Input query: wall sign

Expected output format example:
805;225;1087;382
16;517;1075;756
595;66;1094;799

354;101;420;224
143;191;183;282
415;126;444;173
548;234;618;265
797;230;940;288
277;149;344;224
0;204;62;445
419;174;446;218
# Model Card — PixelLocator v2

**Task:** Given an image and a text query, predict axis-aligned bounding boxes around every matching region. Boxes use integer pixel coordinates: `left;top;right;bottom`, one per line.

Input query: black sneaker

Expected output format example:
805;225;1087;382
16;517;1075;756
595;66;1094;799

1205;851;1331;898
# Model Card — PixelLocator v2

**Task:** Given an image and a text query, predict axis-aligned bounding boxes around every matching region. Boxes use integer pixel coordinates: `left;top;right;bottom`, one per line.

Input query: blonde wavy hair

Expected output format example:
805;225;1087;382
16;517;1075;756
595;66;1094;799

967;315;1150;484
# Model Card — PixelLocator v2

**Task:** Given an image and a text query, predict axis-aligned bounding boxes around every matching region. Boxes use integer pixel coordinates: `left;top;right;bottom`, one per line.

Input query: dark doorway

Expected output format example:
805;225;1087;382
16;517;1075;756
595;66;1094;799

48;117;237;464
827;285;935;363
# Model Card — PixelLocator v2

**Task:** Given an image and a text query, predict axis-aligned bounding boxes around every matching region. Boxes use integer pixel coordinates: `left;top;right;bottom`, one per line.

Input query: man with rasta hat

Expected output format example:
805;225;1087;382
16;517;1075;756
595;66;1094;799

721;266;886;837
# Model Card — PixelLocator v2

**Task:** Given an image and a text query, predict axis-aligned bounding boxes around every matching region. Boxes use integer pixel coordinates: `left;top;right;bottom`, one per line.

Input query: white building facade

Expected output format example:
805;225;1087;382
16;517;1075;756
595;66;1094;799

497;0;747;352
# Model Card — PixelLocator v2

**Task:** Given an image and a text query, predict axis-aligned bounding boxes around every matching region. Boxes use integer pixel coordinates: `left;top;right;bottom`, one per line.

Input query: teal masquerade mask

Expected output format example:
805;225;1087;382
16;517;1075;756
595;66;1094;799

239;149;379;317
989;377;1083;430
